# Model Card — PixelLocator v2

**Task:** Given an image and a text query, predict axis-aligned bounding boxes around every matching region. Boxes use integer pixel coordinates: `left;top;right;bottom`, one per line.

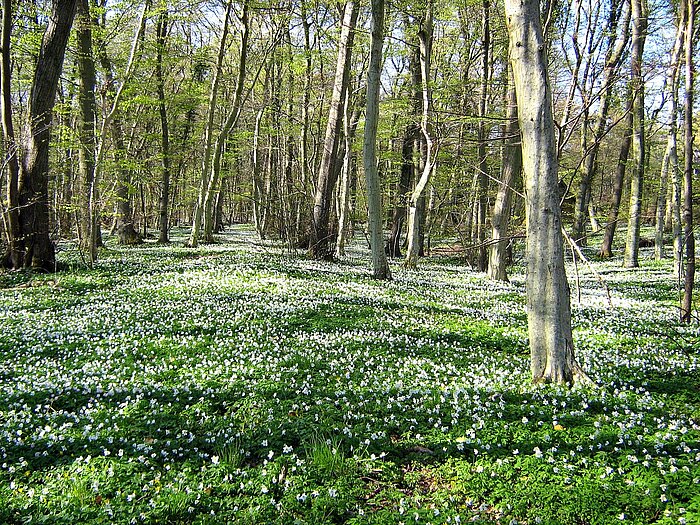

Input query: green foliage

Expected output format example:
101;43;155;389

0;228;698;524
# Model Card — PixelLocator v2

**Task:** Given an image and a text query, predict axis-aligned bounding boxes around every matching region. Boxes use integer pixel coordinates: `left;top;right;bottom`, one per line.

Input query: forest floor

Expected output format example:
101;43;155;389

0;226;699;524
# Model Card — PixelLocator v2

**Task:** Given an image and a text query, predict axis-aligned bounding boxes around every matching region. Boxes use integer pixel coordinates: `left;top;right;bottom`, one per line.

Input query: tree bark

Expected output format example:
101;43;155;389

488;76;521;281
386;124;415;258
405;1;434;269
572;0;630;244
1;0;21;268
309;1;359;260
475;0;491;271
76;0;98;263
363;0;390;280
156;7;171;244
335;98;362;257
654;3;685;260
680;0;695;323
623;0;647;268
14;0;78;270
599;98;633;258
504;0;588;384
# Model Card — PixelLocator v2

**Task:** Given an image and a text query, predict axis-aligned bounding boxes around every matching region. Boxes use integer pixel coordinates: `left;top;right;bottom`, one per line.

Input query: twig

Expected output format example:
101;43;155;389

561;228;613;306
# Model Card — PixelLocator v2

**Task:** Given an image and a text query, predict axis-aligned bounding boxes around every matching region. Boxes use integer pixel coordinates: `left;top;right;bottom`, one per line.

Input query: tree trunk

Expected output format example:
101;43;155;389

405;1;434;269
156;7;171;244
76;0;98;262
680;0;695;323
363;0;390;280
201;0;251;243
387;124;415;258
572;0;630;244
623;0;647;268
309;1;359;260
488;77;521;281
14;0;77;270
188;0;233;247
335;99;362;257
599;97;633;258
1;0;21;268
504;0;588;385
475;0;491;271
654;6;685;260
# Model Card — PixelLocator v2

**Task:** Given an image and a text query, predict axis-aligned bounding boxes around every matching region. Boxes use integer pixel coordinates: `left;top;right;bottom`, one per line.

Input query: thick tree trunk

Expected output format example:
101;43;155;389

14;0;78;270
156;8;171;244
623;0;647;268
363;0;390;280
76;0;98;262
488;78;521;281
309;1;358;260
681;0;695;323
504;0;588;385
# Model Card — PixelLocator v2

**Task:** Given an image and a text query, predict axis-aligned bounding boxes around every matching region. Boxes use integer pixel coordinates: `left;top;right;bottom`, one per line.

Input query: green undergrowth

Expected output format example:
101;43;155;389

0;227;698;524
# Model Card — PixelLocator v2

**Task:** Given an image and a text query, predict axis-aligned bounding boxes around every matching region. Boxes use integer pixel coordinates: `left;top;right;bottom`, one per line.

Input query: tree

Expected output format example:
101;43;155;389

487;76;521;281
475;0;491;271
3;0;78;270
599;94;633;258
75;0;98;263
1;0;21;269
404;0;435;269
504;0;589;384
680;0;695;323
155;5;171;244
94;2;149;246
623;0;647;268
364;0;390;280
309;1;359;260
572;0;630;245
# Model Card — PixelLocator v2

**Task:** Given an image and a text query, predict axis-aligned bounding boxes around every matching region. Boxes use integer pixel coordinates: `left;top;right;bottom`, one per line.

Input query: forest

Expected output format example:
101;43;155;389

0;0;699;523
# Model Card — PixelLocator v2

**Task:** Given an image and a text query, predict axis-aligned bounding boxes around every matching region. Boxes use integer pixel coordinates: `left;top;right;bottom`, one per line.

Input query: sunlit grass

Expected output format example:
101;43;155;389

0;225;698;524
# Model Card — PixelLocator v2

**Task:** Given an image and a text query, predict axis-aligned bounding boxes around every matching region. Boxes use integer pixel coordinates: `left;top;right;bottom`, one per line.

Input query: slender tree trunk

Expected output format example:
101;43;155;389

336;99;361;257
681;0;695;323
475;0;491;271
488;77;521;281
14;0;78;270
201;0;251;243
309;1;359;260
655;8;685;260
252;105;265;239
364;0;390;279
297;6;312;241
156;7;171;244
600;98;633;257
76;0;97;262
573;0;630;244
1;0;21;268
188;0;232;247
405;1;434;269
623;0;647;268
505;0;588;385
